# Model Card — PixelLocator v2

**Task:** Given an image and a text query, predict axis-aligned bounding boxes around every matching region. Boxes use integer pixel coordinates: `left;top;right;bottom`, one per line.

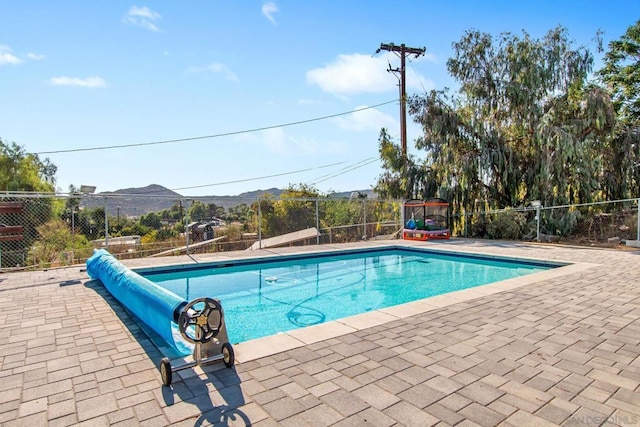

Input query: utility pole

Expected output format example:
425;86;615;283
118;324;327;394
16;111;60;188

376;43;426;160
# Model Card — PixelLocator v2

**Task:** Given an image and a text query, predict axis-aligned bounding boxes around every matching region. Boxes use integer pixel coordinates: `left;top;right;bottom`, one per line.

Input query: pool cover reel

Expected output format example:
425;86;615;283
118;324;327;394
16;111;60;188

86;249;192;355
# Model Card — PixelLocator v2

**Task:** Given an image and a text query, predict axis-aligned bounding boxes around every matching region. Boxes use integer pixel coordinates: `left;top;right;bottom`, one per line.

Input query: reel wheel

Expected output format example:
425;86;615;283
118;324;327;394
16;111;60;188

160;357;172;386
178;297;224;344
222;343;235;368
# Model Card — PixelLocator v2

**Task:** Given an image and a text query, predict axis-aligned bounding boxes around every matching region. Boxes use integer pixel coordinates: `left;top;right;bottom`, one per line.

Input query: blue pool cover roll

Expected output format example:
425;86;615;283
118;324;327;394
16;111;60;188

86;249;192;356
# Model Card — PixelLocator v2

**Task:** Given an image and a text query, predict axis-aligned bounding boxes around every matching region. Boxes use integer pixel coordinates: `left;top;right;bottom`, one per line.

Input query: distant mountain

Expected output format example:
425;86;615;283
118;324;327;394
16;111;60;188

81;185;376;217
105;184;182;198
233;188;284;199
80;184;184;217
192;188;377;211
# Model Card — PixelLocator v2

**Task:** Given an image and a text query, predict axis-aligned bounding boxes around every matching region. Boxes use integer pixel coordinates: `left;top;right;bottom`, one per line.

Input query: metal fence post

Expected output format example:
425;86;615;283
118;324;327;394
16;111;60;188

536;205;541;242
185;199;190;255
257;197;262;249
465;212;468;238
104;196;108;248
315;199;320;245
71;208;75;264
185;218;190;255
362;200;367;240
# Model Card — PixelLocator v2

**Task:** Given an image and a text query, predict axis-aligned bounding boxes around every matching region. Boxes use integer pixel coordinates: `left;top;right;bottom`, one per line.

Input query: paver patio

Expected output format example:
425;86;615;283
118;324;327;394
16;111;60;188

0;239;639;426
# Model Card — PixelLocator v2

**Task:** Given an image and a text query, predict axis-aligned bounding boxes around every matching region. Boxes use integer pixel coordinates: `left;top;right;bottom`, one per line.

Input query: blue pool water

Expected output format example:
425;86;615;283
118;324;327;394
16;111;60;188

140;248;554;345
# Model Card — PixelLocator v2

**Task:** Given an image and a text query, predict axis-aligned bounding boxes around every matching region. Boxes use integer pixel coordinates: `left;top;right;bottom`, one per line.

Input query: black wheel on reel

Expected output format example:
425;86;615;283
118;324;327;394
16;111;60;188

178;297;224;344
160;357;172;386
222;343;235;368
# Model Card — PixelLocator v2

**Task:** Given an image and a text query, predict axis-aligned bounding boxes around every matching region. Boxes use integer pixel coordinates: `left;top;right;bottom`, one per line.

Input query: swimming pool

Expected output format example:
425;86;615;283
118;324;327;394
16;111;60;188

140;247;555;347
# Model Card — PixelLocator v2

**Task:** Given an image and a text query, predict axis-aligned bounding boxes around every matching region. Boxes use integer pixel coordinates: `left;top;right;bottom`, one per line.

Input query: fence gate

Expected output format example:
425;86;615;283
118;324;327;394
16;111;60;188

0;202;24;268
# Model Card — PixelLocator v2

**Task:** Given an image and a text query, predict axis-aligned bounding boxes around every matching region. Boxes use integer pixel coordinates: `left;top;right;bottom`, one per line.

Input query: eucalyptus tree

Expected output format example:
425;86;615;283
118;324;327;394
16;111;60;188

374;129;438;200
404;27;614;233
598;20;640;199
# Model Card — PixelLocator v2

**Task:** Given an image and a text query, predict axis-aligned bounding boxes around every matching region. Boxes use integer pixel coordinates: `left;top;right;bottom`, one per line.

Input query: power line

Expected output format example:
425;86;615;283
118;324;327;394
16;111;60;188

306;157;376;185
408;60;431;96
36;100;398;155
307;157;377;184
79;158;377;196
170;160;351;192
309;157;379;185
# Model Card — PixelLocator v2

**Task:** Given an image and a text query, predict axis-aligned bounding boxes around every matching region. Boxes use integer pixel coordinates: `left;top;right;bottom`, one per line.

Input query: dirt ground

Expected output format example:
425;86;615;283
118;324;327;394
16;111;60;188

561;210;638;249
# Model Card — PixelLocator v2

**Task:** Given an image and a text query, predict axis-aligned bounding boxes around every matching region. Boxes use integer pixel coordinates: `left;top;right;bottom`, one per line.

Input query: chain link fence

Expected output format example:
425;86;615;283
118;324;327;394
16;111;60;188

0;193;403;271
1;192;638;272
452;198;640;246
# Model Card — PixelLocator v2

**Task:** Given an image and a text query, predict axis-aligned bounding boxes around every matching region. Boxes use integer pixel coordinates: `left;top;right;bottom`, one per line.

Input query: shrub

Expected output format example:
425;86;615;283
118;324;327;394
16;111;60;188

486;209;526;240
156;227;178;241
546;209;581;237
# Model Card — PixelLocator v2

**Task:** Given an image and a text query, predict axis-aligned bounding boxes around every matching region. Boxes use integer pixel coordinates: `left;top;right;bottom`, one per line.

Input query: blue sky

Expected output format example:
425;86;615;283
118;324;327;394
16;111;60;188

1;1;638;196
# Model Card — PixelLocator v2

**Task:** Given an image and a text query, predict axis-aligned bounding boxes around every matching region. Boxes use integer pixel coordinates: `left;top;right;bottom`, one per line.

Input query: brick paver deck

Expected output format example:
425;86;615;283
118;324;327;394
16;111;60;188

1;240;639;426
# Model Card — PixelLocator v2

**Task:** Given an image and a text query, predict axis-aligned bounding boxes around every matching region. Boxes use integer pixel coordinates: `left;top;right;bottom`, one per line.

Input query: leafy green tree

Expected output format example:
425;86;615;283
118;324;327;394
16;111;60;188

30;219;73;267
226;203;251;224
254;185;320;237
374;129;438;200
140;212;162;229
0;139;56;192
75;207;104;240
121;222;151;237
598;20;640;199
90;207;106;237
600;20;640;121
320;198;365;242
189;201;208;222
156;227;178;240
398;26;614;235
60;185;81;226
0;140;58;266
188;201;223;222
322;199;361;227
211;204;225;219
157;202;184;223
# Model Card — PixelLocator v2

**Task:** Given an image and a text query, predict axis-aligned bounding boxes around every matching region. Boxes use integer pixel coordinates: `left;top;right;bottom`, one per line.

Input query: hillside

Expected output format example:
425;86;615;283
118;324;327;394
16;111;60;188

80;184;183;217
81;185;376;217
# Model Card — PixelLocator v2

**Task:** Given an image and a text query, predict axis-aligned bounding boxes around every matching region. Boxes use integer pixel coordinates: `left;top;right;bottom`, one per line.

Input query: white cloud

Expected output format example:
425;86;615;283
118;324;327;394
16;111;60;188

123;6;161;32
307;54;394;95
239;126;344;156
262;2;278;25
0;45;23;65
187;63;238;81
334;106;398;132
422;52;438;63
50;76;107;88
261;127;289;153
307;53;435;96
27;52;45;60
